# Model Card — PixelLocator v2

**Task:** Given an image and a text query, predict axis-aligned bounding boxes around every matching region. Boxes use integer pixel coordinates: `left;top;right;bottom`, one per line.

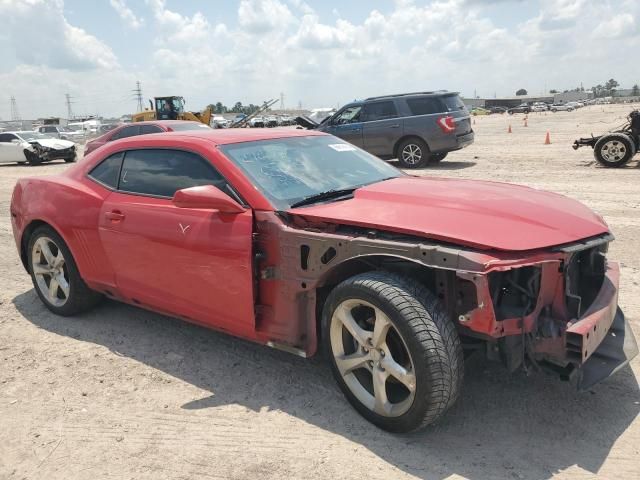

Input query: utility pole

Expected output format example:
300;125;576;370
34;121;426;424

133;81;144;112
279;92;285;110
297;100;302;110
65;93;74;119
10;95;21;121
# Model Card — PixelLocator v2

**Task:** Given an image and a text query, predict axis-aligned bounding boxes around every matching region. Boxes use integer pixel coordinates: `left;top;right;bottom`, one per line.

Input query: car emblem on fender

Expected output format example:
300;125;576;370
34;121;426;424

179;223;191;235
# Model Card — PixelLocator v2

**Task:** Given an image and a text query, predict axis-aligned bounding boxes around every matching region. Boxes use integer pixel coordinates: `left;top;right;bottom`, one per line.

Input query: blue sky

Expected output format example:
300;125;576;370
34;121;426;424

0;0;637;119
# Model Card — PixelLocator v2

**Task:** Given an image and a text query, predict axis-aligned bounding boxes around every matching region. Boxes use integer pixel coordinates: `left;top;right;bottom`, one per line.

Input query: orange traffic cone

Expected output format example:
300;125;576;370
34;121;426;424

544;131;551;144
508;124;512;133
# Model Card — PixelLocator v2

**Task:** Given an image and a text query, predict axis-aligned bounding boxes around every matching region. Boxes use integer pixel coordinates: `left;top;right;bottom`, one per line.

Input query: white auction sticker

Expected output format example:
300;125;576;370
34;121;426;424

328;143;356;152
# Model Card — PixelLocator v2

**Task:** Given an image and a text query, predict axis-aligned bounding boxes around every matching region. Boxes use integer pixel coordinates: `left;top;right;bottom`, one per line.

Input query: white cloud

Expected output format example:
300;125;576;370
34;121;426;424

593;13;636;39
238;0;295;33
110;0;143;29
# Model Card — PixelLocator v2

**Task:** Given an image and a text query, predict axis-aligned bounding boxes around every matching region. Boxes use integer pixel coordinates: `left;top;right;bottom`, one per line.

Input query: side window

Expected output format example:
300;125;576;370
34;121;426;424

361;101;398;122
406;98;444;116
119;149;226;198
0;134;11;143
111;125;140;140
88;153;123;189
332;106;362;125
140;125;163;135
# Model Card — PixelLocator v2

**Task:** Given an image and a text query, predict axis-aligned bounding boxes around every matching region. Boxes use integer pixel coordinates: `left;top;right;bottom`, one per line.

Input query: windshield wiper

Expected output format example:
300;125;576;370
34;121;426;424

290;187;358;208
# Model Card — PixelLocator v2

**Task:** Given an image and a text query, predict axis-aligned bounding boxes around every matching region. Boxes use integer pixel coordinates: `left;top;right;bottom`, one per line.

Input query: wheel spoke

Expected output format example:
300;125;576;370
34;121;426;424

373;368;392;415
335;304;371;347
382;354;417;392
32;264;52;275
38;239;56;266
53;251;65;268
48;277;59;301
56;274;70;299
335;352;370;375
372;308;391;348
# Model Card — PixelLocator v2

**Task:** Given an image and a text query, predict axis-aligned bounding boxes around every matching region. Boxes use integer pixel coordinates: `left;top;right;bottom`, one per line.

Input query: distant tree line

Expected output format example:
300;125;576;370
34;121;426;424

516;79;640;98
207;102;263;114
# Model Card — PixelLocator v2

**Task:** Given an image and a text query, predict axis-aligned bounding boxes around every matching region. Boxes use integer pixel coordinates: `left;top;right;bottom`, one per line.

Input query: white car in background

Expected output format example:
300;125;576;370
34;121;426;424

566;102;584;109
550;104;575;112
37;125;85;141
531;102;549;112
0;131;76;165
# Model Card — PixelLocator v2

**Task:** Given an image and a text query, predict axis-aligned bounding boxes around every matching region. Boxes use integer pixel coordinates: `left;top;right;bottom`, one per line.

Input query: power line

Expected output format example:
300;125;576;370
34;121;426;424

132;80;143;112
10;95;21;121
280;92;285;110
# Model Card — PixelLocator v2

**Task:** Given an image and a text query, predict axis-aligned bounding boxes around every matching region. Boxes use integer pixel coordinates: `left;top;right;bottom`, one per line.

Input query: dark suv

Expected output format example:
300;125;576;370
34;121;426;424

295;91;474;168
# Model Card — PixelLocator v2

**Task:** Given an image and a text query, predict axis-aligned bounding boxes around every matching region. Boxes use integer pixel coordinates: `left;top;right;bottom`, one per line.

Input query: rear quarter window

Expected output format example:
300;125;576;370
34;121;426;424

442;95;466;112
88;153;123;189
406;97;444;115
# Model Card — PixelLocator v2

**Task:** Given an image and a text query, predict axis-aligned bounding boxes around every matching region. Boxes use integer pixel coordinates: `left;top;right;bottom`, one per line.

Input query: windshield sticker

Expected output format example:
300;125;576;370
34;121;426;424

328;144;356;152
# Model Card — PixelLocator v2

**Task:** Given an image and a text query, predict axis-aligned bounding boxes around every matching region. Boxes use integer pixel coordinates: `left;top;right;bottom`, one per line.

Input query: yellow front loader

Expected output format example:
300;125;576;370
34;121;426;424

132;96;212;125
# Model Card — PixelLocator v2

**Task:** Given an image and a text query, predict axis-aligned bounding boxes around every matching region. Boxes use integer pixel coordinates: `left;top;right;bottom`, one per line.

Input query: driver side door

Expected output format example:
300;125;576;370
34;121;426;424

0;134;23;163
323;106;364;148
96;148;256;337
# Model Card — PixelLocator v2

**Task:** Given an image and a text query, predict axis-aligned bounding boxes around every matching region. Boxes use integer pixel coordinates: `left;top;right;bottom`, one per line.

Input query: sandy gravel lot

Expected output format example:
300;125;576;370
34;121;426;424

1;104;639;480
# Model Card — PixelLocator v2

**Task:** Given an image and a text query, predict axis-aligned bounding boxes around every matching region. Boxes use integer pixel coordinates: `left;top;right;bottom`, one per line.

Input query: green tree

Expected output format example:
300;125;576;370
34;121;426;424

605;78;619;96
632;84;640;96
549;89;558;94
233;102;243;113
516;88;528;96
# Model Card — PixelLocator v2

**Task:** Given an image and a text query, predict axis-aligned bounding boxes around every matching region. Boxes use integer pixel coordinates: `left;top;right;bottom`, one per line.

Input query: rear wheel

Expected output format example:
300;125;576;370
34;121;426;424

594;133;635;167
322;271;463;433
397;138;428;168
27;226;102;316
24;150;41;166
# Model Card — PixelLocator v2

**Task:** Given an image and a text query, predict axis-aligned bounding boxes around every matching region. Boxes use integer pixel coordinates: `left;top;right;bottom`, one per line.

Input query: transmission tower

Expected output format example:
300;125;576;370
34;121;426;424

65;93;74;119
280;92;285;110
133;81;144;112
10;96;21;121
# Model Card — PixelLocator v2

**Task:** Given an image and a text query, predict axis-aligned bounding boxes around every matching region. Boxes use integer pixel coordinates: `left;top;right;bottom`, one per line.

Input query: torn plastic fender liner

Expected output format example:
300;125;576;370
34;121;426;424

577;308;639;390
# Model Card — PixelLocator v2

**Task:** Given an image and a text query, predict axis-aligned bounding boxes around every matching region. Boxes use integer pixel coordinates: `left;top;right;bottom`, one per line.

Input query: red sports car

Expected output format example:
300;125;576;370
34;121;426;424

10;128;637;432
83;120;211;155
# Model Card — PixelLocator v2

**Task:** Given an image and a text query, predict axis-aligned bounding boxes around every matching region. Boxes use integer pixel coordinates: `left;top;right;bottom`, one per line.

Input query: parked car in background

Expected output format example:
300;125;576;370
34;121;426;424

507;103;531;114
264;116;278;128
470;107;490;116
0;131;76;165
10;128;636;433
250;116;265;128
566;102;584;109
84;120;211;155
296;91;474;168
488;106;508;114
531;102;548;112
37;125;85;142
550;104;574;112
212;116;229;129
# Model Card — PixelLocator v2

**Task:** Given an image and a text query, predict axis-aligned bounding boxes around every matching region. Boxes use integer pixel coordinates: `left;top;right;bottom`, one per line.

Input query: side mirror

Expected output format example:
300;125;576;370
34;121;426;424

172;185;245;213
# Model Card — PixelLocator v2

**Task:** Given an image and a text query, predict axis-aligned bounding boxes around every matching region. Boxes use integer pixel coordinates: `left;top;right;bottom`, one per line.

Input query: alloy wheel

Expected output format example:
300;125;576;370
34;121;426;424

401;144;423;166
31;236;70;307
330;299;416;417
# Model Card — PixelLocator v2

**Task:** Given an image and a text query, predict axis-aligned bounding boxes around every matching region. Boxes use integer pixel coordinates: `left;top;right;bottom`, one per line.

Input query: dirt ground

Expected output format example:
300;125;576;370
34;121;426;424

1;104;639;480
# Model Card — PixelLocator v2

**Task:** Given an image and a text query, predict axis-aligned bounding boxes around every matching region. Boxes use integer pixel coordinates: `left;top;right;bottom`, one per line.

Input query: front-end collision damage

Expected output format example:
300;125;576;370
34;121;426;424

24;141;76;162
252;211;637;388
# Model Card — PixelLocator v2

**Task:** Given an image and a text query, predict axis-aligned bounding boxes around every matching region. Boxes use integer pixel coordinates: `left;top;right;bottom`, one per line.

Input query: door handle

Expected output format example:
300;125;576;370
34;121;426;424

389;124;400;128
105;210;125;221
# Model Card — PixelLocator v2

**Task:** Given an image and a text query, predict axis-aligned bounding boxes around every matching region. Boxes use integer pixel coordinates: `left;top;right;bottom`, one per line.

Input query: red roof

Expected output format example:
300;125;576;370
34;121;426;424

162;127;327;145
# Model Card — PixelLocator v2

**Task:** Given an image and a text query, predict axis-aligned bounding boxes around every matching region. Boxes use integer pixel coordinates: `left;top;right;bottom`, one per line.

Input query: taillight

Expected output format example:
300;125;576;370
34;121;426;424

437;116;456;134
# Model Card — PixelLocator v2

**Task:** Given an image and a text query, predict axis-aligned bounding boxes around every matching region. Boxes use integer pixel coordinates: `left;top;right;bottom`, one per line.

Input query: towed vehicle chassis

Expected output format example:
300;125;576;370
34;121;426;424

253;212;638;389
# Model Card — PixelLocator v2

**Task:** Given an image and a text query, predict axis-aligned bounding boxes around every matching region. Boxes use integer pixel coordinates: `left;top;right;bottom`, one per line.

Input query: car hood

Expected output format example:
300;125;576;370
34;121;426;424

29;139;75;149
286;177;609;251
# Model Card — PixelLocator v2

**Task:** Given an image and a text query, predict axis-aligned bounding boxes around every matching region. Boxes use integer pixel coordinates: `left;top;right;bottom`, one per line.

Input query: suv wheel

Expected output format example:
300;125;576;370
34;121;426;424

398;138;428;168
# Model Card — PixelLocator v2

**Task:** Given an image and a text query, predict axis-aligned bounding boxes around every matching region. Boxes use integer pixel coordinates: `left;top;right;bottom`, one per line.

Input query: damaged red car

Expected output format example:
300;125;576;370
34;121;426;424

10;128;638;432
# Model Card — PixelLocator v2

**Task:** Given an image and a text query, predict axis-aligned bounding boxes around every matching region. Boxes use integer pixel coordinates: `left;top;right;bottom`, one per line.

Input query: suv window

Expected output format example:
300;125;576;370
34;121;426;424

442;95;466;112
333;106;362;125
112;125;140;140
406;97;444;115
119;149;225;198
88;153;123;189
140;125;163;135
361;101;398;122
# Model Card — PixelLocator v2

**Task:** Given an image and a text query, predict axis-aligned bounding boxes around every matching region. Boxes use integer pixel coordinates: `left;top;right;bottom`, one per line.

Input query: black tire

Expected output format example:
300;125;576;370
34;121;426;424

397;137;428;168
508;110;514;115
429;152;448;163
322;271;463;433
551;108;557;112
27;225;102;316
594;133;635;168
64;154;77;163
24;150;41;166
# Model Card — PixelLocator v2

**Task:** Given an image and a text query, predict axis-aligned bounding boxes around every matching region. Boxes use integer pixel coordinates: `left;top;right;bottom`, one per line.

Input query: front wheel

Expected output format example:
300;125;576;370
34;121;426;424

397;138;428;168
27;225;102;316
322;271;463;433
594;133;635;167
64;154;77;163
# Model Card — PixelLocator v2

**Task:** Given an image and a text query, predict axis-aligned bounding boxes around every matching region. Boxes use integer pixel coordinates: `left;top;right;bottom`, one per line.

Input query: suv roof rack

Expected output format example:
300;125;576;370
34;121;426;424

365;90;452;101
